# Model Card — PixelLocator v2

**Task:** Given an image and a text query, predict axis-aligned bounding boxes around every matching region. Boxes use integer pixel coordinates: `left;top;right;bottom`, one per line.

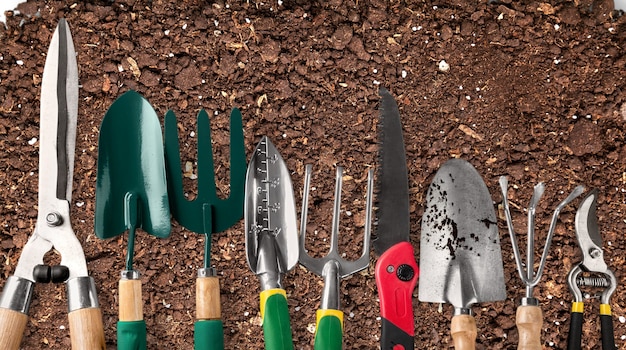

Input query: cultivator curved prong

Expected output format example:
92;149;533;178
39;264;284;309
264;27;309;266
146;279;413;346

298;164;374;349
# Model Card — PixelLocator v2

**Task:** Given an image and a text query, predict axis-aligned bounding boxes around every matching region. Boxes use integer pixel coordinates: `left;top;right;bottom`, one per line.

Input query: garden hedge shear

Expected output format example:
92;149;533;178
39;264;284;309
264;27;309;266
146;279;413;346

0;19;105;349
567;189;617;350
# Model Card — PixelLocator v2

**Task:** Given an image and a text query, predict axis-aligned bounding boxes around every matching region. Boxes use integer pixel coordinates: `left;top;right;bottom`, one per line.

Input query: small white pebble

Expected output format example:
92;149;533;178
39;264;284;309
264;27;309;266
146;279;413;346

214;20;219;27
373;80;381;85
622;335;626;340
554;24;560;30
190;131;195;137
278;0;283;5
373;68;378;73
572;115;578;120
475;87;480;91
547;295;553;300
168;53;174;57
76;201;85;207
438;60;450;72
549;342;555;346
16;60;23;65
346;211;352;216
554;59;561;64
182;23;187;30
28;137;37;145
307;323;316;334
585;114;591;119
465;95;471;100
401;70;407;78
619;316;625;323
198;96;203;100
59;325;65;330
244;311;249;317
497;13;504;20
412;26;417;31
245;18;251;24
609;27;616;33
164;30;170;35
459;85;463;90
295;306;301;312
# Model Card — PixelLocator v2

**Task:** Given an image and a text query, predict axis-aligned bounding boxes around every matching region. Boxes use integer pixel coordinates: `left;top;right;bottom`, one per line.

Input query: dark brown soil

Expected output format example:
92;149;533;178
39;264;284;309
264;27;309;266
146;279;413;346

1;0;626;349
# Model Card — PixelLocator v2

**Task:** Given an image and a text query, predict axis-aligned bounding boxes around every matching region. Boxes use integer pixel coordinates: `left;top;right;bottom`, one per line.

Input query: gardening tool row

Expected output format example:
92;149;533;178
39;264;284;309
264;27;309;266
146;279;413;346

0;18;618;350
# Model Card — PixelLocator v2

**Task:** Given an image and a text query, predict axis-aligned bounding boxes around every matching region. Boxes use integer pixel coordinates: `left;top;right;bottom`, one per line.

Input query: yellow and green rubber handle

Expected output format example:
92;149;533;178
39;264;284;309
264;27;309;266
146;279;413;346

194;276;224;350
260;289;294;350
314;309;343;350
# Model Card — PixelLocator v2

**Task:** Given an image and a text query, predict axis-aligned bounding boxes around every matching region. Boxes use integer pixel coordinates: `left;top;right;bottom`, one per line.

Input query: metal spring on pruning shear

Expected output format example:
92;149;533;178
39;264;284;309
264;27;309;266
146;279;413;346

577;276;611;288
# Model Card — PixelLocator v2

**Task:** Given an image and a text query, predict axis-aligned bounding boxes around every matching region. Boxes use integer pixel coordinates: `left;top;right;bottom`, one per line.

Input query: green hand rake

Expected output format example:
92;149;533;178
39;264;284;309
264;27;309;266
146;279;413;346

164;108;246;350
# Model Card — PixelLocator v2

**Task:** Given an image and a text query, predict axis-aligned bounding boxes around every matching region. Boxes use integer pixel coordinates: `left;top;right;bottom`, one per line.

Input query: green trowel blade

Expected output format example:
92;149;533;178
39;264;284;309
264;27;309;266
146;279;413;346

95;90;171;239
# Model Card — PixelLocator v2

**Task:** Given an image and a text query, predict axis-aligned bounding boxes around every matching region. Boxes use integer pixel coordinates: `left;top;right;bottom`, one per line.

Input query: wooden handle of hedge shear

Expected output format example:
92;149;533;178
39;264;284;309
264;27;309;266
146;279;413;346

69;307;106;349
0;308;28;350
195;276;224;350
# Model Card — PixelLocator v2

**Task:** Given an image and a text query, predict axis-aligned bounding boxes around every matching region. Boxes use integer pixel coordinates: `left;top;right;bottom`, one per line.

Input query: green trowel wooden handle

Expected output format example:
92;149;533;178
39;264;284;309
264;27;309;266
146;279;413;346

451;314;477;350
194;276;224;350
118;278;146;350
516;305;543;350
260;289;294;350
314;309;343;350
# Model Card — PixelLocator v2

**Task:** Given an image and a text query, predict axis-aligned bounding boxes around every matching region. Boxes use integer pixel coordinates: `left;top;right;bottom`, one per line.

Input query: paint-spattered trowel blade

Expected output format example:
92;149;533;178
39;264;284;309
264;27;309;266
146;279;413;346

418;158;505;310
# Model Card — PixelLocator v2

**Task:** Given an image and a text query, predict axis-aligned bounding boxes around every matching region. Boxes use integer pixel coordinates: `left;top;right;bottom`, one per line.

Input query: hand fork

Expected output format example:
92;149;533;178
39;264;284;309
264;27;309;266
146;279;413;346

164;108;246;350
299;165;373;350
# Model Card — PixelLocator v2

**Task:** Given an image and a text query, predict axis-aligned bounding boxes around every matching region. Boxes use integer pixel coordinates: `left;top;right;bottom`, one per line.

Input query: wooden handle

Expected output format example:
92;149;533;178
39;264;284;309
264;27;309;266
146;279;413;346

451;314;477;350
196;276;221;320
0;308;28;350
516;305;543;350
119;279;143;321
68;307;106;350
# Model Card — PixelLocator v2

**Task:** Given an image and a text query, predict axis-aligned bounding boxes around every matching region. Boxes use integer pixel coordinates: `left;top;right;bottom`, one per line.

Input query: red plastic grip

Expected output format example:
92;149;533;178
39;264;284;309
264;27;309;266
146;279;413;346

375;241;419;336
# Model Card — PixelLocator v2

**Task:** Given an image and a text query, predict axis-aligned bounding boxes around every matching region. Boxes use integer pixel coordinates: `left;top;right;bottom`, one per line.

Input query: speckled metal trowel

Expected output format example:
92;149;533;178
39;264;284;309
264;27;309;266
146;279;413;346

419;158;506;350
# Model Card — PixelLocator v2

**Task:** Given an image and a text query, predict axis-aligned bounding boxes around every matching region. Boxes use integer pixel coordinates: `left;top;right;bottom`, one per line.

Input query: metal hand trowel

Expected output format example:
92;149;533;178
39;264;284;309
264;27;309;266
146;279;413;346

245;136;298;350
419;158;505;350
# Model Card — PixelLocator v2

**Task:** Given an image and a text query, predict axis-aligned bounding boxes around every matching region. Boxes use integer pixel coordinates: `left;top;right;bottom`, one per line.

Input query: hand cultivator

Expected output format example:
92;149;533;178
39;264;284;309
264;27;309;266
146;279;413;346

499;177;584;350
164;108;246;350
299;164;374;350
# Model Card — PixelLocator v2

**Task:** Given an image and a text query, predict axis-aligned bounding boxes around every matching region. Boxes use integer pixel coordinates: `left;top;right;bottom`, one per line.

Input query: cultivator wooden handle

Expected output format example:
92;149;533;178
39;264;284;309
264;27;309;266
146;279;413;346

516;305;543;350
194;275;224;350
451;314;477;350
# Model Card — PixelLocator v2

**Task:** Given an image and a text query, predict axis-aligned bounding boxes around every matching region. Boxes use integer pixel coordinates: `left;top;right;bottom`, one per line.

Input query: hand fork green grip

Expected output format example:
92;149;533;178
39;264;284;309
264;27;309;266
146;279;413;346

260;289;294;350
314;309;343;350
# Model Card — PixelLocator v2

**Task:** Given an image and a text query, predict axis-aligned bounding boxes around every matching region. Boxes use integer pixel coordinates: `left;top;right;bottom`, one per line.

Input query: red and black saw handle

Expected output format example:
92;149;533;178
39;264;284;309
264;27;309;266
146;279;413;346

375;241;419;349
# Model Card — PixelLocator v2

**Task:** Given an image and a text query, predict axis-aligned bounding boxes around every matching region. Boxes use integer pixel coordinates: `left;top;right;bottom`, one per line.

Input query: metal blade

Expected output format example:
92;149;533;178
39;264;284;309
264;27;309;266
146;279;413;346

245;136;299;289
39;18;78;204
373;88;410;255
575;189;603;249
418;158;505;309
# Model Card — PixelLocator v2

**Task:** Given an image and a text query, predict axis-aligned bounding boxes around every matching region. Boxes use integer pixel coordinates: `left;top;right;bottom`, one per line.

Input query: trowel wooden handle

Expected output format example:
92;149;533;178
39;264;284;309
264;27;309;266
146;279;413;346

0;308;28;350
68;307;106;349
516;305;543;350
196;276;221;320
451;314;476;350
119;278;143;321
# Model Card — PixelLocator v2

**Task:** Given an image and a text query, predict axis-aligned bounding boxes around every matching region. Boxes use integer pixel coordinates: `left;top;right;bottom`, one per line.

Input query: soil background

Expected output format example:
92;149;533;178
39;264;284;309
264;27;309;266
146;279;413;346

1;0;626;349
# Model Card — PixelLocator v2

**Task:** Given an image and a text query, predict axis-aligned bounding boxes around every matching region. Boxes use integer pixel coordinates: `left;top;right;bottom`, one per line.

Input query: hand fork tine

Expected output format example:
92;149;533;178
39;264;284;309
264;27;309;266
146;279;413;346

299;164;373;349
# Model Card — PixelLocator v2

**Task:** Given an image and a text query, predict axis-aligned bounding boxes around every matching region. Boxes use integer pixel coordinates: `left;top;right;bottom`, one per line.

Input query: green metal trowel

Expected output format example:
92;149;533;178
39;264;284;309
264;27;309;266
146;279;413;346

95;90;171;350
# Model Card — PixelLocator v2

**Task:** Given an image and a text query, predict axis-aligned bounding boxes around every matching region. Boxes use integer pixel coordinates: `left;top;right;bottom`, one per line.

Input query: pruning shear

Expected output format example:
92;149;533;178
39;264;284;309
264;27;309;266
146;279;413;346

0;19;105;349
567;189;617;350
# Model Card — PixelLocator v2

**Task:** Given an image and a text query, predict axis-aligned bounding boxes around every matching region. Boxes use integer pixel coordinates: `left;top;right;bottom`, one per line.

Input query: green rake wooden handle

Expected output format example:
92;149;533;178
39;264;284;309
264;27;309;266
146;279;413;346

260;289;294;350
194;276;224;350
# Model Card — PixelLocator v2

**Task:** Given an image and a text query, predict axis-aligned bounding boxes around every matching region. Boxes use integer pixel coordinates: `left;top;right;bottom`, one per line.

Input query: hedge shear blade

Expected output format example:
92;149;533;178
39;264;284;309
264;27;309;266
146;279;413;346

0;19;105;350
567;189;617;350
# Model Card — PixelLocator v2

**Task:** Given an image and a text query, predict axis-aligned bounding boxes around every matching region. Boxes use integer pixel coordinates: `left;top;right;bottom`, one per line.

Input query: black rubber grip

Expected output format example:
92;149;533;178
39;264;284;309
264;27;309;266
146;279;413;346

381;317;413;350
600;314;616;350
567;311;583;350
